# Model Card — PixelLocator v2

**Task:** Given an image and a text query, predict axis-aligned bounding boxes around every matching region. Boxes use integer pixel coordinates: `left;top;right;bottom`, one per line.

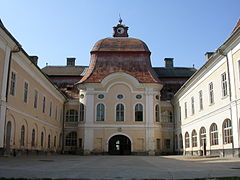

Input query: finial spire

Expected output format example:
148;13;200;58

119;14;122;24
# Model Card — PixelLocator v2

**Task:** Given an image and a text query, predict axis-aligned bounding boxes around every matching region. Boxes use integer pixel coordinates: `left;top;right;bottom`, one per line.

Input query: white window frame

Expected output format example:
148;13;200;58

34;89;38;109
115;103;125;122
184;102;187;118
221;72;228;97
96;103;105;121
134;103;144;122
9;71;17;96
199;90;203;111
209;82;214;104
23;81;29;104
191;97;194;115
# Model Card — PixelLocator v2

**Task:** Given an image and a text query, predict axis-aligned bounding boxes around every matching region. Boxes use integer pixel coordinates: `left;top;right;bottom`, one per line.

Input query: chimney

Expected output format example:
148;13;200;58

67;58;76;66
205;52;214;61
29;56;38;65
164;58;174;68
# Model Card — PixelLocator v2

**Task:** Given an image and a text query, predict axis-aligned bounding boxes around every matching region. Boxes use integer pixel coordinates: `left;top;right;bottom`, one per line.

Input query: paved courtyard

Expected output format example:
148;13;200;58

0;155;240;179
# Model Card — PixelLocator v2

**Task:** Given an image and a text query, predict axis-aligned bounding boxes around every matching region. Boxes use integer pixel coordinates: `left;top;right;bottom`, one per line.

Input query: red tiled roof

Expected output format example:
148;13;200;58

91;38;150;52
79;38;159;83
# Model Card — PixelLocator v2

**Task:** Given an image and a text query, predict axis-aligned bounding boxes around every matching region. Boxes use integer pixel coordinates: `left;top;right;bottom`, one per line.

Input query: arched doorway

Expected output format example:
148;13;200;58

108;135;131;155
6;121;11;152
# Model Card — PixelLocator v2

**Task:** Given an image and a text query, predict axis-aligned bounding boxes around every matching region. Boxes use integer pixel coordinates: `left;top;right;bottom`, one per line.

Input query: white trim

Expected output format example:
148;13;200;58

78;123;173;130
232;40;240;54
106;81;134;93
115;102;126;122
23;80;29;104
95;102;106;122
9;69;17;97
132;102;145;123
33;88;39;109
101;72;140;88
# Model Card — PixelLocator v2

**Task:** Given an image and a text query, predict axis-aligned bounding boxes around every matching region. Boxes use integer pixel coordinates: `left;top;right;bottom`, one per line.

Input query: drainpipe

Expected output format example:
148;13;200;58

217;49;234;157
61;100;68;154
5;45;21;102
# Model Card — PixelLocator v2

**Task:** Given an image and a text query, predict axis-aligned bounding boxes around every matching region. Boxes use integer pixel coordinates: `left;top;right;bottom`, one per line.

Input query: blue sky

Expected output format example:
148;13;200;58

1;0;239;69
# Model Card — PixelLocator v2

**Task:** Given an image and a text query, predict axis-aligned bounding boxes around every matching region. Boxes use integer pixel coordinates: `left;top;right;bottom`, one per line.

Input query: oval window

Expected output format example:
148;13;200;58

136;94;142;99
98;94;104;99
80;94;84;99
117;94;124;99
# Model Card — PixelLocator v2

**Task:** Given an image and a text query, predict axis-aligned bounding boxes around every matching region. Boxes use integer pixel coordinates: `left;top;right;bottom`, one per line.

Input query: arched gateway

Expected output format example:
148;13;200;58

108;135;131;155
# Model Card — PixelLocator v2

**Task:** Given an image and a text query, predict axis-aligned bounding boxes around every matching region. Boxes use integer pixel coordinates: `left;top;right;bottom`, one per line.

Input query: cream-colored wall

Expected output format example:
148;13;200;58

179;61;229;126
174;57;234;153
93;83;146;125
6;58;65;151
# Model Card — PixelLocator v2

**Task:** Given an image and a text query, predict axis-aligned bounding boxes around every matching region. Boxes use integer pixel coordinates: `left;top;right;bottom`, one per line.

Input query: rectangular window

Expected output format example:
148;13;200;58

184;102;187;118
164;139;171;149
221;72;228;97
156;139;161;150
43;96;46;113
34;90;38;109
179;106;181;122
199;90;203;110
209;82;214;104
23;82;28;103
49;101;52;117
55;106;58;120
10;72;16;96
191;97;194;115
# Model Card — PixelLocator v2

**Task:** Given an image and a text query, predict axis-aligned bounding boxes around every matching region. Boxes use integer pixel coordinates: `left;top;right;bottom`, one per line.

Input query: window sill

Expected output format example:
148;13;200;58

221;95;229;100
209;103;215;106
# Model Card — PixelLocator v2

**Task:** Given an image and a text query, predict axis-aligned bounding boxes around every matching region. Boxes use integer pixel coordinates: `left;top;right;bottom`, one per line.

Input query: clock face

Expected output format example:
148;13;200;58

117;27;124;34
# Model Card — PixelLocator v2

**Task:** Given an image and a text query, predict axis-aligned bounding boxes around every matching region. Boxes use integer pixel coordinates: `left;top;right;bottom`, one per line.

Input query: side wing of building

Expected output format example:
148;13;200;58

174;22;240;157
0;21;66;155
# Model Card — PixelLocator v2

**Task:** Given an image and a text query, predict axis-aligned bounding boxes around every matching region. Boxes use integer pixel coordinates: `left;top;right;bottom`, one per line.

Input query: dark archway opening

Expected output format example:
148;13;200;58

108;135;131;155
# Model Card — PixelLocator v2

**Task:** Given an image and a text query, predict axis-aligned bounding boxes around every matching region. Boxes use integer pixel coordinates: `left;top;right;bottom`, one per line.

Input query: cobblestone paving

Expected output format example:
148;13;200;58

0;155;240;179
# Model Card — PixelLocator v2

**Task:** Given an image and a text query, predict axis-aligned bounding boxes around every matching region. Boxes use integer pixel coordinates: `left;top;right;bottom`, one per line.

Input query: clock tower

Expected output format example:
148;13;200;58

113;18;129;37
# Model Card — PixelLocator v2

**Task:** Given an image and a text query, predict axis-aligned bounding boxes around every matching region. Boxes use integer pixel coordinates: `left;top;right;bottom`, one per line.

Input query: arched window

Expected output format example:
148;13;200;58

41;132;44;147
48;134;51;148
155;105;160;122
54;136;56;147
192;130;197;147
65;132;77;146
200;127;206;146
66;109;78;122
179;134;183;149
185;132;190;148
223;119;232;144
96;103;105;121
20;125;25;147
31;129;35;147
169;111;173;122
175;135;178;149
116;104;124;122
79;103;84;121
210;123;218;145
135;104;143;122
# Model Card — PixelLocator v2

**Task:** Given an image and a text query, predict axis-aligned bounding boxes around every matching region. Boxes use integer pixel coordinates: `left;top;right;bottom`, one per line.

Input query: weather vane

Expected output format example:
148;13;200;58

119;14;122;24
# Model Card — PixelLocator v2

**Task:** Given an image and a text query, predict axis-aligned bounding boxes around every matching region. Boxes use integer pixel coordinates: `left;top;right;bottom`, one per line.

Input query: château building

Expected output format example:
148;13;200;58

0;18;239;156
